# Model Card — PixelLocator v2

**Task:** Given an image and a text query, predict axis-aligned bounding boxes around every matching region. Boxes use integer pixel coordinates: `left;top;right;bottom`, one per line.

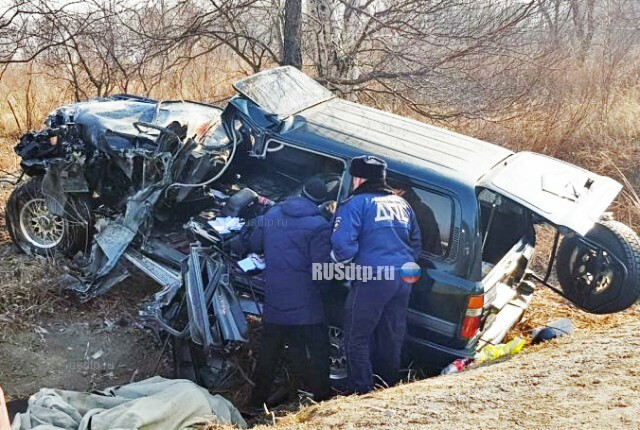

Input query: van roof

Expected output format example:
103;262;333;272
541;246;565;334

280;98;513;186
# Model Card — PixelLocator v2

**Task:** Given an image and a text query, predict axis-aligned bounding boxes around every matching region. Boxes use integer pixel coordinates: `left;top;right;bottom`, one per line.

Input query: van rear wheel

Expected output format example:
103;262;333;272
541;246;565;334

556;220;640;314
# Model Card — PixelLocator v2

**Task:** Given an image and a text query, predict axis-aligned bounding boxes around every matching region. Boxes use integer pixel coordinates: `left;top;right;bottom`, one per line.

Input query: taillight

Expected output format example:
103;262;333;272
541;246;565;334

460;295;484;339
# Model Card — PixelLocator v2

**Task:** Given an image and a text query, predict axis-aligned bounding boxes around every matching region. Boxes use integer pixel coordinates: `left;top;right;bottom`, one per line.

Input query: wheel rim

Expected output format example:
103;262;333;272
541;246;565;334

572;248;616;295
328;325;347;380
18;198;66;249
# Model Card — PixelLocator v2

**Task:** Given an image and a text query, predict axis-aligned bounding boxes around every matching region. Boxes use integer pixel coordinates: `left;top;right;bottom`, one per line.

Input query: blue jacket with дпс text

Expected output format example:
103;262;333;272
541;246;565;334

331;192;422;268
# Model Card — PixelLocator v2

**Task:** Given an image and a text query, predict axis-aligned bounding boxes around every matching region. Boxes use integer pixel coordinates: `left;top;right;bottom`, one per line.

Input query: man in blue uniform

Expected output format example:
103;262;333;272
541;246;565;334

248;177;333;407
331;156;422;394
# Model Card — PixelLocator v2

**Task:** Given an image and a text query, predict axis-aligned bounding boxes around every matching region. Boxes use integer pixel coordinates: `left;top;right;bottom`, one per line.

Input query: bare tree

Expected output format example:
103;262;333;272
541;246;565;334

301;0;542;119
0;1;85;66
2;0;639;128
282;0;302;68
127;0;281;74
570;0;596;60
29;1;211;99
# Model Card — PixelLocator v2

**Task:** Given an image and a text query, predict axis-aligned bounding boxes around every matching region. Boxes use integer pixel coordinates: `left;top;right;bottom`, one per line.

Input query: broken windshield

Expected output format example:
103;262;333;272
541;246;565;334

233;66;335;118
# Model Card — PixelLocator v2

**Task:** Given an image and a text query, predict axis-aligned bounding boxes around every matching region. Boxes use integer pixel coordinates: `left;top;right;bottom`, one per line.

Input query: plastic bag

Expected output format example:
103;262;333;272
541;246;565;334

475;336;525;363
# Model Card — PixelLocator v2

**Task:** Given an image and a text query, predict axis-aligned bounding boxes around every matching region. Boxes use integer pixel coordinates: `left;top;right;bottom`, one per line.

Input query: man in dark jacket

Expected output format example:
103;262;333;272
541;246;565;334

331;155;422;394
248;177;333;407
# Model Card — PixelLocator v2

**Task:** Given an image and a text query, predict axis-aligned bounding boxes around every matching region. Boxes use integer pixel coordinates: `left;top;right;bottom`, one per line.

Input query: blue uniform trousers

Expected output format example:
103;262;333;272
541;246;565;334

343;277;411;393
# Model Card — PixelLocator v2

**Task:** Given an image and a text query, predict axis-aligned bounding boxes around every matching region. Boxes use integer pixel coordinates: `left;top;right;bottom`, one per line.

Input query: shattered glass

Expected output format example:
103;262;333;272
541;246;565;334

9;83;343;390
233;66;334;118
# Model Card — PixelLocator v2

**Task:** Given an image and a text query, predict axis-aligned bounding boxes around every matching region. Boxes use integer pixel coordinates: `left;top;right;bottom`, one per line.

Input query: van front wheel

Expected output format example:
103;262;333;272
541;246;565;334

5;177;93;257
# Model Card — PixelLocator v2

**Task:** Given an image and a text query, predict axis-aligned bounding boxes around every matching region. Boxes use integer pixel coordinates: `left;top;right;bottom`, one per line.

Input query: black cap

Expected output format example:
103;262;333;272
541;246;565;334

302;177;328;204
349;155;387;180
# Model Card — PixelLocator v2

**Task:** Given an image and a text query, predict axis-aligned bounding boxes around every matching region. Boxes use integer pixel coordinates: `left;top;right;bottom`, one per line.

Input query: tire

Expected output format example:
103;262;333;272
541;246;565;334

324;283;349;389
5;176;93;257
556;220;640;314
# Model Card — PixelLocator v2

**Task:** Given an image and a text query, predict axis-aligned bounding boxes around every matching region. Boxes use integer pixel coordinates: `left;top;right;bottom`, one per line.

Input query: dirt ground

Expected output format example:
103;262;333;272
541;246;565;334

1;176;640;429
0;243;171;399
0;170;175;405
241;317;640;430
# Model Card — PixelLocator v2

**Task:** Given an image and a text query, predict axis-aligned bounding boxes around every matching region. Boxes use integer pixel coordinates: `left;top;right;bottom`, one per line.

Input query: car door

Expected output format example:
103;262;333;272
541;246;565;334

480;152;622;236
480;151;640;314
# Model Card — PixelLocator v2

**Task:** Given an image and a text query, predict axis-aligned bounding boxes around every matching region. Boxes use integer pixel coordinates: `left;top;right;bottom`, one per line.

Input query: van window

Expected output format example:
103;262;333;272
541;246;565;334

389;180;454;257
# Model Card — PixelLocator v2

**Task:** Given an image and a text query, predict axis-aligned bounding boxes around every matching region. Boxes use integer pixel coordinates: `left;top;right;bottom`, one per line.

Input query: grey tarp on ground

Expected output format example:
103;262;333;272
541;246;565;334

11;376;247;430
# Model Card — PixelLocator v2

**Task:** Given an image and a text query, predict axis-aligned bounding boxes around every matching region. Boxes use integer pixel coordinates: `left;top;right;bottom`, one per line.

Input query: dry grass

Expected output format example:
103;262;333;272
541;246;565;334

1;55;640;426
0;183;159;334
0;251;66;331
0;54;247;171
4;56;637;226
0;59;637;318
226;320;640;430
0;184;68;330
0;55;247;138
0;249;159;336
514;288;640;337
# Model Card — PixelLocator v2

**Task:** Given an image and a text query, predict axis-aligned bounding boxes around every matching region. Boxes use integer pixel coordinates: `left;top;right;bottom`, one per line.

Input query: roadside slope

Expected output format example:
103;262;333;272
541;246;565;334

246;320;640;430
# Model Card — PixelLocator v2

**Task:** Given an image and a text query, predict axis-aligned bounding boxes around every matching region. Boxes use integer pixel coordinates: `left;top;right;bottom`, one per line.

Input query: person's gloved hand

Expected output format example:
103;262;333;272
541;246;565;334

320;200;337;220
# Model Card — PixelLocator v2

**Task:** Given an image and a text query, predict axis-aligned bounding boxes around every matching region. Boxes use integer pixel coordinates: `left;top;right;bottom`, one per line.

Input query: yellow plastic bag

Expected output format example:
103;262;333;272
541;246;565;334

475;336;525;363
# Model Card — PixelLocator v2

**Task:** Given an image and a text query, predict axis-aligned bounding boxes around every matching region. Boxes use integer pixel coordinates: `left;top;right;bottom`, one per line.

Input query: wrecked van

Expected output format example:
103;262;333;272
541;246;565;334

6;67;640;385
